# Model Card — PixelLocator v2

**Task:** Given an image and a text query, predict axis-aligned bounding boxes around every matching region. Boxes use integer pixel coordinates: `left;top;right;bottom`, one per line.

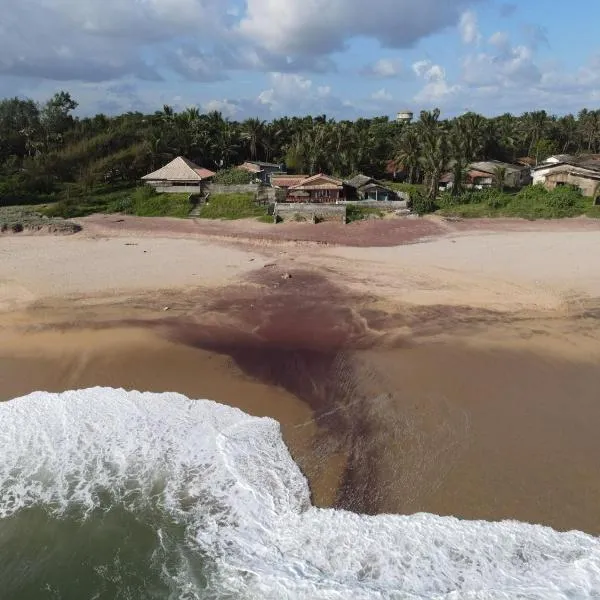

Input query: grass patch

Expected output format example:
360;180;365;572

346;204;384;223
437;185;594;220
43;184;192;219
586;204;600;218
126;187;192;218
197;193;268;220
257;214;275;223
43;183;137;218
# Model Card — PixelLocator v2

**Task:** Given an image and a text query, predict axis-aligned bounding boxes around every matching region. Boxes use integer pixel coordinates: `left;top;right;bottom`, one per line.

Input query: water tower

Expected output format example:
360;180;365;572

396;110;413;124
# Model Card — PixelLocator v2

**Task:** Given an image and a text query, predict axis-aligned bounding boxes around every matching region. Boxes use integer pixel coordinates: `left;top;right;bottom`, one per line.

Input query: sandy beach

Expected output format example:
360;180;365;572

2;215;600;533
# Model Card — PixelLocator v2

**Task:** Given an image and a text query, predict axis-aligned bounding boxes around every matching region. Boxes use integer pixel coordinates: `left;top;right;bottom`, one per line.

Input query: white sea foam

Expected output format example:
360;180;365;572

1;388;600;599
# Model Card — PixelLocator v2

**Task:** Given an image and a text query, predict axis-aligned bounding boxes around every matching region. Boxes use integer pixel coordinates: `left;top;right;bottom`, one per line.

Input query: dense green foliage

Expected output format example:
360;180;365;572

197;193;268;220
436;184;596;219
2;90;600;217
211;167;255;185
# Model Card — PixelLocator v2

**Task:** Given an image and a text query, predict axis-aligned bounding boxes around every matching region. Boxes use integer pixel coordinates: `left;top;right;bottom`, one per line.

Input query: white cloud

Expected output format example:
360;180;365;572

362;58;404;78
413;60;445;82
255;72;352;116
0;0;231;82
258;73;314;109
168;47;226;82
371;88;393;101
413;60;462;104
239;0;483;56
462;44;541;88
489;31;510;51
202;99;241;118
459;11;481;45
0;0;483;92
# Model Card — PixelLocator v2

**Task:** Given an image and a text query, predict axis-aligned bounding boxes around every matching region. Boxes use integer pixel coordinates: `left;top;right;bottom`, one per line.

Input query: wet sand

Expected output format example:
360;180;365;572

2;266;600;534
2;221;600;535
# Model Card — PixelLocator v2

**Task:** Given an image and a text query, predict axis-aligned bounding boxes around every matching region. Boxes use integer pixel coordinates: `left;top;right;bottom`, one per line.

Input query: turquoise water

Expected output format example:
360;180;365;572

1;388;600;600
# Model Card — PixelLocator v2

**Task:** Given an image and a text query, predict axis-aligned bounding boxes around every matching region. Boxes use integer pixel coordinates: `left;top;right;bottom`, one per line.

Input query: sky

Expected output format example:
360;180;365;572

1;0;600;120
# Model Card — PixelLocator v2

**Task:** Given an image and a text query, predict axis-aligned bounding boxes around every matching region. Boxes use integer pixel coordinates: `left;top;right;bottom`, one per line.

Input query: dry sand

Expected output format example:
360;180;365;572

2;217;600;533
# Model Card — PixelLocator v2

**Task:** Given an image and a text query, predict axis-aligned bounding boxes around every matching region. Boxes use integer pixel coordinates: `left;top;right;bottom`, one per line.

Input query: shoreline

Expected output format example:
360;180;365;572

2;219;600;534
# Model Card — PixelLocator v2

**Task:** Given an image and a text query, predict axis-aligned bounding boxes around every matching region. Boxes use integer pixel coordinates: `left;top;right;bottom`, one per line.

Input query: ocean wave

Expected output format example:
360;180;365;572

1;388;599;599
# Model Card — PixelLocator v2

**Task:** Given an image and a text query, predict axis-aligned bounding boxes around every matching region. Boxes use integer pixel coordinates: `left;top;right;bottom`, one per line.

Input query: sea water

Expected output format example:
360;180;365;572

1;388;599;599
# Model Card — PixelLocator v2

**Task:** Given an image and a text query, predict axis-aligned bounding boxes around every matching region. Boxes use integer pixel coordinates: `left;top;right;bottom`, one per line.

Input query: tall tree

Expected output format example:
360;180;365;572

394;127;421;184
520;110;550;160
418;110;449;201
241;118;266;161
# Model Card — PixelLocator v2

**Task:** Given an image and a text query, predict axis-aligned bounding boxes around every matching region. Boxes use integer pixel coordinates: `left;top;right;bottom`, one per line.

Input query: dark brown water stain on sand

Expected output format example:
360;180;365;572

149;269;501;514
17;268;600;530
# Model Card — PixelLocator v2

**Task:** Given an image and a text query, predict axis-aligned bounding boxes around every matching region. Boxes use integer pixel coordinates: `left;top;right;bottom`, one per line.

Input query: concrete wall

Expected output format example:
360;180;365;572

274;203;346;224
149;184;200;194
339;200;409;210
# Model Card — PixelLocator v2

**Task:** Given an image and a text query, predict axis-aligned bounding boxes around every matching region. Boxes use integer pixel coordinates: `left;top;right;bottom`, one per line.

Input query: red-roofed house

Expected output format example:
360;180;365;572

271;174;310;189
286;174;345;203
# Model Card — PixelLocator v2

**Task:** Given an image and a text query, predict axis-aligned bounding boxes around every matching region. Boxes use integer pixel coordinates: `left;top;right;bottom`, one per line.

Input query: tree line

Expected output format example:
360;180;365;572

1;90;600;204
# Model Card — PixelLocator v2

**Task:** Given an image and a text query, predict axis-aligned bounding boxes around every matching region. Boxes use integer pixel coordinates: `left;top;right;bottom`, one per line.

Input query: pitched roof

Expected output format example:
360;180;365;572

289;173;343;190
247;161;282;168
271;175;309;188
542;166;600;180
440;170;495;183
142;157;215;182
467;169;495;178
238;162;263;173
346;174;374;188
516;157;536;166
533;155;600;172
545;154;576;164
238;160;282;173
470;160;527;175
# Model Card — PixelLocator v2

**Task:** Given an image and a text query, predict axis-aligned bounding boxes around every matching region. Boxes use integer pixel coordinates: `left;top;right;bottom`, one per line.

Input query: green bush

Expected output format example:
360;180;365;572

197;193;267;220
409;193;437;216
438;183;589;220
346;204;385;222
212;168;255;185
0;173;57;206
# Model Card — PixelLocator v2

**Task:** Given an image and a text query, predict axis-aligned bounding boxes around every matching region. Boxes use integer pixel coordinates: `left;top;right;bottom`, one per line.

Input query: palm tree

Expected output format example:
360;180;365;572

520;110;550;159
449;125;470;197
394;127;421;184
418;110;449;201
241;117;266;161
557;114;579;153
489;113;519;161
579;109;600;153
493;166;507;192
457;113;487;159
212;123;240;168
